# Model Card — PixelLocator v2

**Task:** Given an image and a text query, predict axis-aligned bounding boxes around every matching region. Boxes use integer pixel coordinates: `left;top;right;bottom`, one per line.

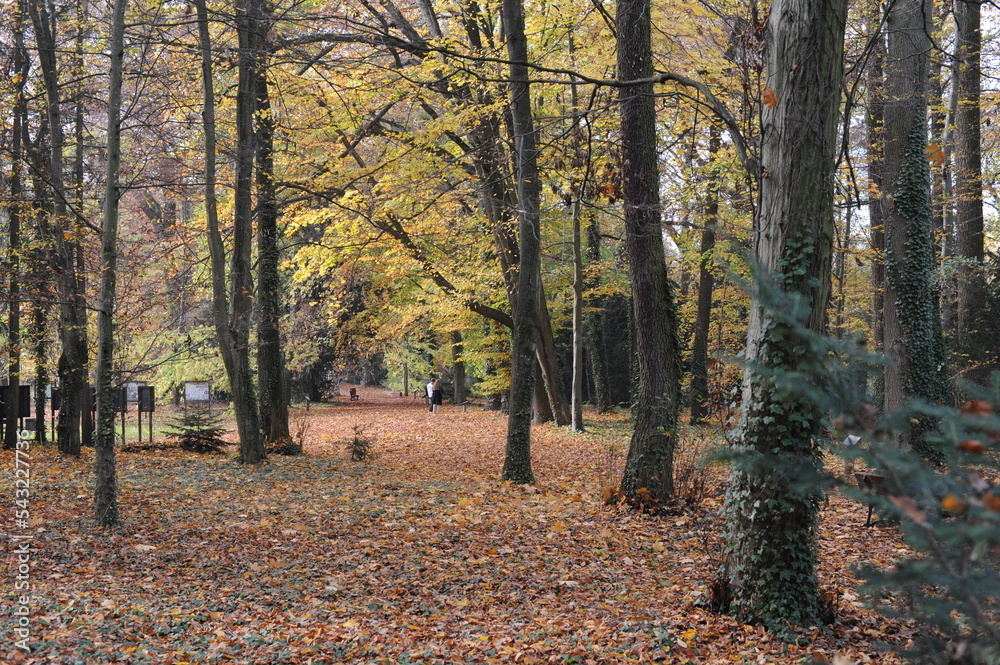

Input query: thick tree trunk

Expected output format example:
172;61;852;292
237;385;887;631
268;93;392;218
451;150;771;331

882;0;947;456
500;0;541;484
617;0;681;505
690;125;721;425
94;0;127;527
723;0;847;630
255;33;291;446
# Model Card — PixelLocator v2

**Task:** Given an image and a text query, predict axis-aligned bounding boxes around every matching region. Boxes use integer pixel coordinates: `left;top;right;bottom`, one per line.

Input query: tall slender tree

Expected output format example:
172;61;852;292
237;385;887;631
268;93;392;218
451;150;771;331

500;0;542;484
255;10;291;447
689;125;721;425
94;0;128;527
616;0;681;505
4;0;28;451
29;0;90;455
952;0;988;382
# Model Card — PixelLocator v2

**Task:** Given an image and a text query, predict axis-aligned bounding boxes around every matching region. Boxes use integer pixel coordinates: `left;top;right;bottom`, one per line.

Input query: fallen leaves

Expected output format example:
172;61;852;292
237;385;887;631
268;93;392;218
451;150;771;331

5;392;908;664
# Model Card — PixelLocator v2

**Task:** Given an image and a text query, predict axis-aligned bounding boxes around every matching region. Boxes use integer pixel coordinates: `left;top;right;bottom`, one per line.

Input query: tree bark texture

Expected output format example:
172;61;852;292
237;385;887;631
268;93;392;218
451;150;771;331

881;0;947;456
500;0;540;484
689;125;721;425
617;0;681;505
584;214;612;413
94;0;127;527
952;0;988;382
5;5;27;451
230;0;268;463
866;14;886;413
29;0;89;456
881;0;930;423
723;0;847;630
255;29;291;446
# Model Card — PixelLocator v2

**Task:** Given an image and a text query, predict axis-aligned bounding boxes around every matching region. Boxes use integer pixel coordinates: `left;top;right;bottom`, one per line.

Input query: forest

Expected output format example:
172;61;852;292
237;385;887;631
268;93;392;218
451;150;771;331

3;0;1000;662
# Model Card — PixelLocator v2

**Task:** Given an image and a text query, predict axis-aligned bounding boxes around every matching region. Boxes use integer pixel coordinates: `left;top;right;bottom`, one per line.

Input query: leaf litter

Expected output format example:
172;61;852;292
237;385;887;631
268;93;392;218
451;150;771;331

3;388;910;664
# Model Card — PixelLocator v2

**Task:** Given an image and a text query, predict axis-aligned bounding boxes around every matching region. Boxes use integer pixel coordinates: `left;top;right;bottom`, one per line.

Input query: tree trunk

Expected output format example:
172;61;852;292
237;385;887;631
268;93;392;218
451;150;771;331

723;0;847;630
571;198;585;432
29;0;89;456
617;0;681;505
953;0;988;383
94;0;127;527
866;8;886;414
500;0;541;484
230;0;267;463
882;0;947;457
255;26;291;446
4;2;27;451
533;360;553;424
584;213;612;413
536;291;569;425
689;125;721;425
452;332;466;404
75;0;94;449
197;0;266;463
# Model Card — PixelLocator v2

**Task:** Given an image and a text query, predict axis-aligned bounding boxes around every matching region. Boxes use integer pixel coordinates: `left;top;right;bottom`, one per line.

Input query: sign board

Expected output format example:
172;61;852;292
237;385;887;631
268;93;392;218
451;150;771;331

114;387;128;413
0;386;32;418
184;381;211;404
124;382;146;402
138;386;155;413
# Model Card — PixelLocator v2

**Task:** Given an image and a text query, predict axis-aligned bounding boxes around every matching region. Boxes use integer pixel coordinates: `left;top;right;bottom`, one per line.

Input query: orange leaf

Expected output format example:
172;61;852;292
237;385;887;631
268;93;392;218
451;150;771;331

762;88;778;110
941;495;965;513
959;439;986;454
961;400;992;416
924;143;946;167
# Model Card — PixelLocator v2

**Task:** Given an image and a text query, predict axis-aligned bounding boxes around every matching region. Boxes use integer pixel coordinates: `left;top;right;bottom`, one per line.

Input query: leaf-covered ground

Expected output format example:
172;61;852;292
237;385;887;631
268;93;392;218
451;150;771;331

3;387;914;664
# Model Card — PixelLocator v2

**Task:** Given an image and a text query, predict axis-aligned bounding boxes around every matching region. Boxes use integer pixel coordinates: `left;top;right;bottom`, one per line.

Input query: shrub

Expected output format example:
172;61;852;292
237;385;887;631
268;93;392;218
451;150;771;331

163;408;231;453
346;424;376;462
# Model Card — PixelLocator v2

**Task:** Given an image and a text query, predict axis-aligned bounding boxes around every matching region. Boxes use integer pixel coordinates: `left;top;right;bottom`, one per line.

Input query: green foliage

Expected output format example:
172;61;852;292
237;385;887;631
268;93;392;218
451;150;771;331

887;123;949;462
850;388;1000;664
346;424;376;462
163;408;231;454
720;267;884;634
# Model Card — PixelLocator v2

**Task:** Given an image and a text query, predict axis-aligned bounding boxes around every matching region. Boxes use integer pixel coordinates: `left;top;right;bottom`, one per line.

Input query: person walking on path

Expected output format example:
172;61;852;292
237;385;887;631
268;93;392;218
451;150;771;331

431;378;443;414
427;377;435;413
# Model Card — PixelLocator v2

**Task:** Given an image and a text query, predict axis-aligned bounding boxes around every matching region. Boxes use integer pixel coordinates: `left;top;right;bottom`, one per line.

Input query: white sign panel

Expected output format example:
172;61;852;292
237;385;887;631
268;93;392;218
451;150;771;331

184;381;211;403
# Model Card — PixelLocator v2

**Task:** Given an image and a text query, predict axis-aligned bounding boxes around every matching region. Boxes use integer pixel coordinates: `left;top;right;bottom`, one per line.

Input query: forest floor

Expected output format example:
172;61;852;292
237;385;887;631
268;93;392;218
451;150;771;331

2;385;915;665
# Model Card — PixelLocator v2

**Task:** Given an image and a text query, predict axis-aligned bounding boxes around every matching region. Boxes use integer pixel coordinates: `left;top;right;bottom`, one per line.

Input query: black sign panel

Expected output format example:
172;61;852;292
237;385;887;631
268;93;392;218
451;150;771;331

0;386;31;418
138;386;155;413
114;387;127;413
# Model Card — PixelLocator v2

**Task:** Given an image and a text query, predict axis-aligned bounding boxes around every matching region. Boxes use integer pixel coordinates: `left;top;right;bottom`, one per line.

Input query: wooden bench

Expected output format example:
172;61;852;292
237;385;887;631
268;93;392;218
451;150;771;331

349;388;359;402
855;471;888;527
